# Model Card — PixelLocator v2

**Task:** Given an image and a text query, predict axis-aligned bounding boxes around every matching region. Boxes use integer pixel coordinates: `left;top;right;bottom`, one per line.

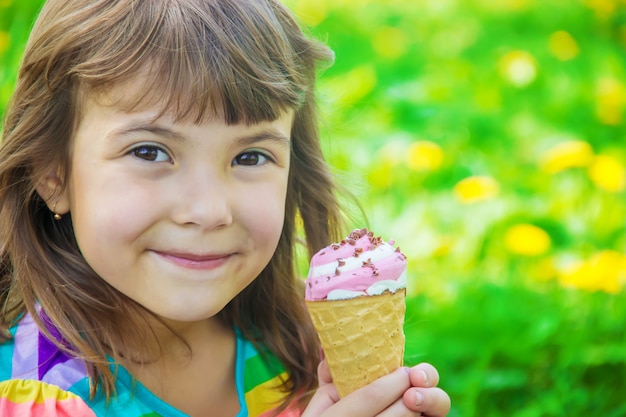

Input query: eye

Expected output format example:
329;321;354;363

130;145;171;163
233;150;272;166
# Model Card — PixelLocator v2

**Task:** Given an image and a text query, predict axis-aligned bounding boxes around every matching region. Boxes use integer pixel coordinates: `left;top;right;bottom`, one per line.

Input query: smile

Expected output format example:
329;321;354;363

152;250;232;271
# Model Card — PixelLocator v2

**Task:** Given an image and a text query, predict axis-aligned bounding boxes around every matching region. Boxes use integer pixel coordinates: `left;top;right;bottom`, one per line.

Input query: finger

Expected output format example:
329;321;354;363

376;398;422;417
301;383;339;417
329;367;411;416
301;361;339;417
408;363;440;388
403;387;451;417
318;360;333;386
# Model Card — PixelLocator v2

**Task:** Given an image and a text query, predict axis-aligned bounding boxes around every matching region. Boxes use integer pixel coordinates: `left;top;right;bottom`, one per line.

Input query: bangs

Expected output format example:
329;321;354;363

68;0;317;124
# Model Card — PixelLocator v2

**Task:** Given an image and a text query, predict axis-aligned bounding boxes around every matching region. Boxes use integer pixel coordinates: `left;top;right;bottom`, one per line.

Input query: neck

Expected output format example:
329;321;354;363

121;316;240;417
122;314;233;364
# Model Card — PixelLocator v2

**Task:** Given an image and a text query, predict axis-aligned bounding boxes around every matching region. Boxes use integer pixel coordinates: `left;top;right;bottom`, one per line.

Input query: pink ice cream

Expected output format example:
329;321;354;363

305;228;408;301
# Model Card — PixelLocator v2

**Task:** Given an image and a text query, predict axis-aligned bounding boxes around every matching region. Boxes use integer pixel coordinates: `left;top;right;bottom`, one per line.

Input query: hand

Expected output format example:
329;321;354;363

402;363;451;417
302;361;450;417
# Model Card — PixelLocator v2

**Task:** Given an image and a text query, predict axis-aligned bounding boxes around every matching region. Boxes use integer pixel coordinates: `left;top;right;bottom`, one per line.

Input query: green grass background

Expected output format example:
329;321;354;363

2;0;626;415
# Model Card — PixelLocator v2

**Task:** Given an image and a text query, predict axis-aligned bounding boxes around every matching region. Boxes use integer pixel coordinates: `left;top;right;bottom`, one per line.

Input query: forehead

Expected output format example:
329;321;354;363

81;68;221;124
78;76;295;136
80;55;298;128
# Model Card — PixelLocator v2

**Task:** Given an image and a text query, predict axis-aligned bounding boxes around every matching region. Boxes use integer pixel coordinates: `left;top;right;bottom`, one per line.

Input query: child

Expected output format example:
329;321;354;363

0;0;451;416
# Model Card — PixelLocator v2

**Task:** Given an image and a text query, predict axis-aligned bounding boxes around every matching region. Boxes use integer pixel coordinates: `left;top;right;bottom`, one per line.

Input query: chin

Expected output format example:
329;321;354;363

150;304;226;324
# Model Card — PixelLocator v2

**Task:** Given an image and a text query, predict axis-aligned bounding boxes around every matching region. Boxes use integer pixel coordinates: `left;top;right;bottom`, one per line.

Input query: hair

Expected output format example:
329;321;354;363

0;0;347;411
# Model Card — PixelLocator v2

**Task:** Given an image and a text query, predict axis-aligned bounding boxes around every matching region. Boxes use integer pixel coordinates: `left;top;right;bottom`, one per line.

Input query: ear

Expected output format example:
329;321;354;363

36;170;70;215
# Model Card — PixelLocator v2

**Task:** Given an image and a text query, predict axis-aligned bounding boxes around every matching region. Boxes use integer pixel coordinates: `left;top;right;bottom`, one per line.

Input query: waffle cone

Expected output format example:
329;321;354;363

305;289;406;398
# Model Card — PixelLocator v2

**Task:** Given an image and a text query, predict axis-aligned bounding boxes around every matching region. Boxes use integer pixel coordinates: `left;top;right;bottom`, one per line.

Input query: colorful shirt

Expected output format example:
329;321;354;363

0;313;300;416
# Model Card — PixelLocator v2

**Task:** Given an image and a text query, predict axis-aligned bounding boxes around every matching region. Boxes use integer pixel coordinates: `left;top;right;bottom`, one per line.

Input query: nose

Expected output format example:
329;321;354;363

170;168;233;230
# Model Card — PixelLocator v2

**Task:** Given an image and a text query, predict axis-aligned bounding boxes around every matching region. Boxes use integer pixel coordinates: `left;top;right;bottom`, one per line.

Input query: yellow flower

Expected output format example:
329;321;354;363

368;141;408;190
539;140;594;174
367;159;395;191
595;77;625;125
504;224;551;257
548;31;579;61
0;32;10;55
498;50;538;87
431;236;453;257
559;251;626;294
326;64;377;107
405;141;444;172
372;26;409;60
584;0;616;19
288;0;328;26
453;176;499;203
588;154;626;192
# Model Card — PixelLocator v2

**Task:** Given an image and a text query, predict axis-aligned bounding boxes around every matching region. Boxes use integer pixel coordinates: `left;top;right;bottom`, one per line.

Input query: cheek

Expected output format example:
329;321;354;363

69;178;156;255
71;200;133;267
241;183;288;248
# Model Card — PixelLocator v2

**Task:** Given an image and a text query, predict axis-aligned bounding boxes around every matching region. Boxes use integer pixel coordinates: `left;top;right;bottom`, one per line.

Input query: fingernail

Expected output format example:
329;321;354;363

420;369;428;384
415;390;424;406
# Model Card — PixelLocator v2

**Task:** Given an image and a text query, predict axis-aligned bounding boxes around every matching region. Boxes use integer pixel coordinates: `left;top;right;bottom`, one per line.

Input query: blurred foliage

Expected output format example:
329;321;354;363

2;0;626;415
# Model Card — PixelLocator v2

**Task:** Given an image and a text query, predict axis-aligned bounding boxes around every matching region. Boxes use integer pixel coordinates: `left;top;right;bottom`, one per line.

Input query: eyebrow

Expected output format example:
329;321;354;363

106;122;291;148
236;129;291;149
106;122;186;142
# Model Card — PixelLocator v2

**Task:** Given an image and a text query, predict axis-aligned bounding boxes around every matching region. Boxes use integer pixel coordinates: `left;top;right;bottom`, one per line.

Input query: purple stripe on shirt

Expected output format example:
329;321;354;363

37;310;74;380
11;309;85;387
37;329;73;380
11;313;39;379
41;357;89;390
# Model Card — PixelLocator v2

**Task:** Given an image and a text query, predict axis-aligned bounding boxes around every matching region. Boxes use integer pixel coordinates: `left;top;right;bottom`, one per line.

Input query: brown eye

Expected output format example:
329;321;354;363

233;151;270;166
131;145;170;162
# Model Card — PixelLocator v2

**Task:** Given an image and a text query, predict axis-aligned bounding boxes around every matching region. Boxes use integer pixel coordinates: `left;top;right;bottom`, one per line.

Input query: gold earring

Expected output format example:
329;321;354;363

52;202;62;220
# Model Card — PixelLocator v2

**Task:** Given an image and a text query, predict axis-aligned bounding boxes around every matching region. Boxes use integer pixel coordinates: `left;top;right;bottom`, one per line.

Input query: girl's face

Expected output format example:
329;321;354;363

56;87;293;324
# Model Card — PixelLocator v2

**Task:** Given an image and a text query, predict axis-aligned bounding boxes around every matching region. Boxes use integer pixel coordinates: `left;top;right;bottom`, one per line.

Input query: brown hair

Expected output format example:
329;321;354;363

0;0;346;411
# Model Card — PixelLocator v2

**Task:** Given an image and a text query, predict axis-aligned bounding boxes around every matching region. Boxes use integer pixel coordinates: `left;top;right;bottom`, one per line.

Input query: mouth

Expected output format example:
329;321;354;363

151;250;233;271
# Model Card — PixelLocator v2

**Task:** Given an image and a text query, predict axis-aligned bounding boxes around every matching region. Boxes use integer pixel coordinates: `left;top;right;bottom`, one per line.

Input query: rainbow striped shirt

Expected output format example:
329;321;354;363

0;313;300;416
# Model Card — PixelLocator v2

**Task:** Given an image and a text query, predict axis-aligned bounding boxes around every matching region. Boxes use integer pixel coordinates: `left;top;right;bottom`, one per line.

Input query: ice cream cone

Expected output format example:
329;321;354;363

306;288;406;398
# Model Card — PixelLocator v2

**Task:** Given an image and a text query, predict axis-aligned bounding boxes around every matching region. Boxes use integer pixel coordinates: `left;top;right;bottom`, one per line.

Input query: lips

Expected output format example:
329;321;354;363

152;250;233;270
